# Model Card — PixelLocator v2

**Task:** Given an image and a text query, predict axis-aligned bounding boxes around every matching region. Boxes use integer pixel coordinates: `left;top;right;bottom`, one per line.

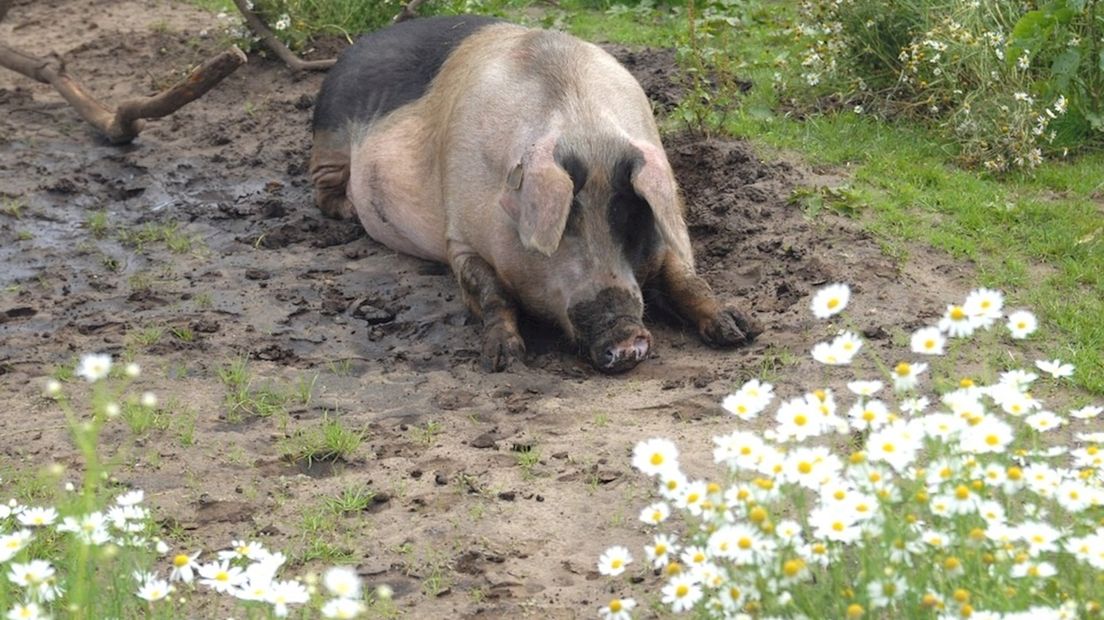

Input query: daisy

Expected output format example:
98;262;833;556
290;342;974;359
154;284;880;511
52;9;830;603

708;524;769;565
169;551;201;583
597;546;632;576
1035;359;1074;378
910;326;946;355
321;598;367;619
712;431;764;471
867;576;907;608
661;574;703;613
0;530;33;563
1007;310;1037;339
675;481;709;516
599;597;636;620
631;439;679;478
900;396;929;415
1017;521;1063;555
891;361;927;392
136;576;173;602
638;502;670;525
1070;405;1102;419
808;506;861;543
1054;480;1093;513
16;507;57;528
76;353;112;382
322;566;361;599
721;379;774;419
847;380;883;396
775;397;824;442
810;283;850;319
847;399;890;432
964;288;1003;328
218;539;268;562
957;416;1013;453
266;580;309;617
866;421;921;472
1024;411;1064;432
645;533;678;569
5;602;47;620
938;304;975;337
198;560;246;594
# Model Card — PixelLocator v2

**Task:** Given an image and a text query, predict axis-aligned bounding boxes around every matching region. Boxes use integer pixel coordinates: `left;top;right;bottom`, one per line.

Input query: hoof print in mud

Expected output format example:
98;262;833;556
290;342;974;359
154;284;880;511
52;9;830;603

700;305;761;348
481;324;526;373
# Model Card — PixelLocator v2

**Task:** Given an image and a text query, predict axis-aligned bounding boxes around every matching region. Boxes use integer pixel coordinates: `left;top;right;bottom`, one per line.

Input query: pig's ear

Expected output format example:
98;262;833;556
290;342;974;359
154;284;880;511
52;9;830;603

500;155;574;257
629;140;694;265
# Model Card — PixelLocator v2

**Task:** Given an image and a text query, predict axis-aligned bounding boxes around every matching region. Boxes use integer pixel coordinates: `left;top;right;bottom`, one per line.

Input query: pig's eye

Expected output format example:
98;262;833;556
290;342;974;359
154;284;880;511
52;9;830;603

608;191;660;268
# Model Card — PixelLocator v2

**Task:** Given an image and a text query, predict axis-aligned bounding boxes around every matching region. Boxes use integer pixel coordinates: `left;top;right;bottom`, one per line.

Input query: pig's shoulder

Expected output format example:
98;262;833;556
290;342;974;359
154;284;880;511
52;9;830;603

313;15;503;134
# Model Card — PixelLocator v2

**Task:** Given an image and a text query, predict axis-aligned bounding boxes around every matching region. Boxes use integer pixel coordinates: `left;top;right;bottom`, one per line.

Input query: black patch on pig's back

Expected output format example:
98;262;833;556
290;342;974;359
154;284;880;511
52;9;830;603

313;15;502;135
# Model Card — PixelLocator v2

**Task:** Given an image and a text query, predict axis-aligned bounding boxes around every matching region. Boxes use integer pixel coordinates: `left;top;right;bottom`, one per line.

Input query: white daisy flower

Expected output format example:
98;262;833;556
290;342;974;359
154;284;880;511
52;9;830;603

661;574;703;613
638;501;670;525
810;283;851;319
1035;358;1074;378
891;361;928;392
909;326;946;355
136;576;173;602
322;566;361;599
938;305;974;337
847;380;883;396
16;507;57;528
1070;405;1102;419
76;353;112;382
1007;310;1037;339
631;438;680;478
597;546;632;576
964;288;1003;327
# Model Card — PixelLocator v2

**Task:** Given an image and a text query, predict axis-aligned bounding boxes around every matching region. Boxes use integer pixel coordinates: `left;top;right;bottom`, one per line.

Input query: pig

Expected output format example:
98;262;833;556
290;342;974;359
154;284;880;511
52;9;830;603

310;15;760;373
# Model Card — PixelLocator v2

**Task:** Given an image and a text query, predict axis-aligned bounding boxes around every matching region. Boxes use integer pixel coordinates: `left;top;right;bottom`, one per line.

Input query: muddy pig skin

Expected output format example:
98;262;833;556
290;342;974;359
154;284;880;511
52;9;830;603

310;15;760;373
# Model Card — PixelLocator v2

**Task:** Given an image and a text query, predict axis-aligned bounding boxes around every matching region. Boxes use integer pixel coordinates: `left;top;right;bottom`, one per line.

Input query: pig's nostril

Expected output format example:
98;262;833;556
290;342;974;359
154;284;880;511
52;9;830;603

602;347;619;366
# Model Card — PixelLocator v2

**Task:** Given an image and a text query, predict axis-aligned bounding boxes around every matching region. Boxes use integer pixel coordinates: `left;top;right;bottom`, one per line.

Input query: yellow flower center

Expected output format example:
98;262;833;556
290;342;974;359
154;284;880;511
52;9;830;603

895;362;911;376
862;410;875;422
173;554;190;567
794;414;808;426
216;571;230;582
650;453;664;466
654;544;666;556
985;434;999;445
834;490;846;500
832;521;845;532
955;485;970;500
676;584;689;597
609;600;622;613
882;442;895;453
611;559;623;569
738;537;752;550
924;339;936;349
827;298;840;310
950;306;966;321
782;559;805;577
686;493;700;504
798;462;813;474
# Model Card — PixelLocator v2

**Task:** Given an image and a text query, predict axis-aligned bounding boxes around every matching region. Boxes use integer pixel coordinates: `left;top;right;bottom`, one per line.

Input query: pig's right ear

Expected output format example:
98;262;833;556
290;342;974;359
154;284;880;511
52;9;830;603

499;158;574;257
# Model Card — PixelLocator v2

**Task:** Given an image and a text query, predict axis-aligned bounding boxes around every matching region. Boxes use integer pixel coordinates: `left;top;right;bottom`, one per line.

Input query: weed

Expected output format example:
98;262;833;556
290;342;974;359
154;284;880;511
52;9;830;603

170;326;195;343
295;374;318;406
128;326;164;350
121;400;169;436
100;254;123;273
412;420;443;446
193;292;214;309
326;358;354;376
515;447;541;480
17;230;33;241
325;485;377;514
85;210;109;238
282;413;364;465
1;197;25;218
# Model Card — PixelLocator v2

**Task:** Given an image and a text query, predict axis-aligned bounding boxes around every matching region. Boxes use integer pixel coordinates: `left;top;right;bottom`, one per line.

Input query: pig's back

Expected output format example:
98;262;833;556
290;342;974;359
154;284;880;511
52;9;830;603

312;15;502;140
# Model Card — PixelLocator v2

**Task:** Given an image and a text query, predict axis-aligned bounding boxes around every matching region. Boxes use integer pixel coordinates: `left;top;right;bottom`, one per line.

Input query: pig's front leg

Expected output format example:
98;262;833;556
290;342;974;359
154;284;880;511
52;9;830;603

658;251;762;348
449;245;526;372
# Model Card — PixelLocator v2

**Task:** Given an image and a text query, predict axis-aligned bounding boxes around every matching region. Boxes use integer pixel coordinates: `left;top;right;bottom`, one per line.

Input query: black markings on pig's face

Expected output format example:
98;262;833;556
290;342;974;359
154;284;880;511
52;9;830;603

608;156;663;273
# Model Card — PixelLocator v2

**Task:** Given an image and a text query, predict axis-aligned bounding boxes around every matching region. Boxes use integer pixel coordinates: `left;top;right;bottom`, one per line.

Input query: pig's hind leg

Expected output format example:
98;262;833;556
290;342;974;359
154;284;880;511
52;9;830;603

657;252;762;348
450;246;526;372
309;137;355;220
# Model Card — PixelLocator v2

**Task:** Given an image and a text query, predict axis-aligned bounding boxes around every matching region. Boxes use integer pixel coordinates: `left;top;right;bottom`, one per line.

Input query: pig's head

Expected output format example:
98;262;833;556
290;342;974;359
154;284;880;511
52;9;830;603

499;131;687;373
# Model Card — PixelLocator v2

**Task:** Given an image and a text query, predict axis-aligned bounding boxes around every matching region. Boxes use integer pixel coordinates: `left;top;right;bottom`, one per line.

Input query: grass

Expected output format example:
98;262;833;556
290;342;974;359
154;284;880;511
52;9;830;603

118;221;199;254
217;357;291;422
281;413;364;465
325;485;377;514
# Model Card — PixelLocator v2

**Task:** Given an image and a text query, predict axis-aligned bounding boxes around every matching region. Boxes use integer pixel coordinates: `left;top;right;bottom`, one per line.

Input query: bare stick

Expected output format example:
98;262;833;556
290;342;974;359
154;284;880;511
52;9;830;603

0;43;247;144
393;0;427;23
231;0;335;72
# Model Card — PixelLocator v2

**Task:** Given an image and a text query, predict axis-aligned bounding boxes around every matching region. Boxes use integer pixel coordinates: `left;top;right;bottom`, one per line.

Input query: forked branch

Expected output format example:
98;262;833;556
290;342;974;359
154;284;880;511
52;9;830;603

231;0;335;72
393;0;427;23
0;43;247;144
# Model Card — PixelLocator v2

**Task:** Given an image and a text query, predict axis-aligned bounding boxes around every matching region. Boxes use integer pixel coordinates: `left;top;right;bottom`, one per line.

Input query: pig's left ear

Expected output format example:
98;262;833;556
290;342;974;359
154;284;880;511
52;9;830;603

629;140;694;265
500;141;574;257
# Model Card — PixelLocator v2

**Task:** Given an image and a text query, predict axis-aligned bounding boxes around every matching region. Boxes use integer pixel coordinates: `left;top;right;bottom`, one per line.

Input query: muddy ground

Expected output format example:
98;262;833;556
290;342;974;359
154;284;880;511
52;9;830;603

0;1;979;617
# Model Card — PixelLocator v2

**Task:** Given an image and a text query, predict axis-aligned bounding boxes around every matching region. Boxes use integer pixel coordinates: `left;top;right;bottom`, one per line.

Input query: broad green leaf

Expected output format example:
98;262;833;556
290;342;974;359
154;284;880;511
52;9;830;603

1051;49;1082;90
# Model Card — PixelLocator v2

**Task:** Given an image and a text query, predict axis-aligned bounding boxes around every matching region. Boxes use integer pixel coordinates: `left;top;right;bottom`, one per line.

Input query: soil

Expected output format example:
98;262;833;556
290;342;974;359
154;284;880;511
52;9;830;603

0;1;978;617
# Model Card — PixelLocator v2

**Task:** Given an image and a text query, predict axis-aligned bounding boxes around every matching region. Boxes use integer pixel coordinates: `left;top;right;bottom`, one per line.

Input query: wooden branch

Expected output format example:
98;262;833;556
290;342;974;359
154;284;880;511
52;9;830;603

231;0;335;72
0;43;247;144
393;0;427;24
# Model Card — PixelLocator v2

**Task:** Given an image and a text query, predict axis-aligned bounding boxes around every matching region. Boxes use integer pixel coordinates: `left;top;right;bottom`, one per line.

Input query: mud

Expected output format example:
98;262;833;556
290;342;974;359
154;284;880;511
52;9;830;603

0;2;977;617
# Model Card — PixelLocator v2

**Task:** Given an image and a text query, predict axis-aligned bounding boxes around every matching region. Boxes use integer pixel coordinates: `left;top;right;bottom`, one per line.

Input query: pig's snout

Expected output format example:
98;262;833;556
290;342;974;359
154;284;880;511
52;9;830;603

592;323;652;373
568;287;651;373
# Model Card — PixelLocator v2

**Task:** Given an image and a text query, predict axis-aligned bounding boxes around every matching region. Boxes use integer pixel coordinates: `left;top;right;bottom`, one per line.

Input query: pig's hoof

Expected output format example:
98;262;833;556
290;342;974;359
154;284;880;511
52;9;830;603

700;306;761;348
481;325;526;372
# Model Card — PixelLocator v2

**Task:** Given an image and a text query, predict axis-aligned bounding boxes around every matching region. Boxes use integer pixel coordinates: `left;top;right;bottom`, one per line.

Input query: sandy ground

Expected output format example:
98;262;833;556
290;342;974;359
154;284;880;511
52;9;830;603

0;0;981;616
